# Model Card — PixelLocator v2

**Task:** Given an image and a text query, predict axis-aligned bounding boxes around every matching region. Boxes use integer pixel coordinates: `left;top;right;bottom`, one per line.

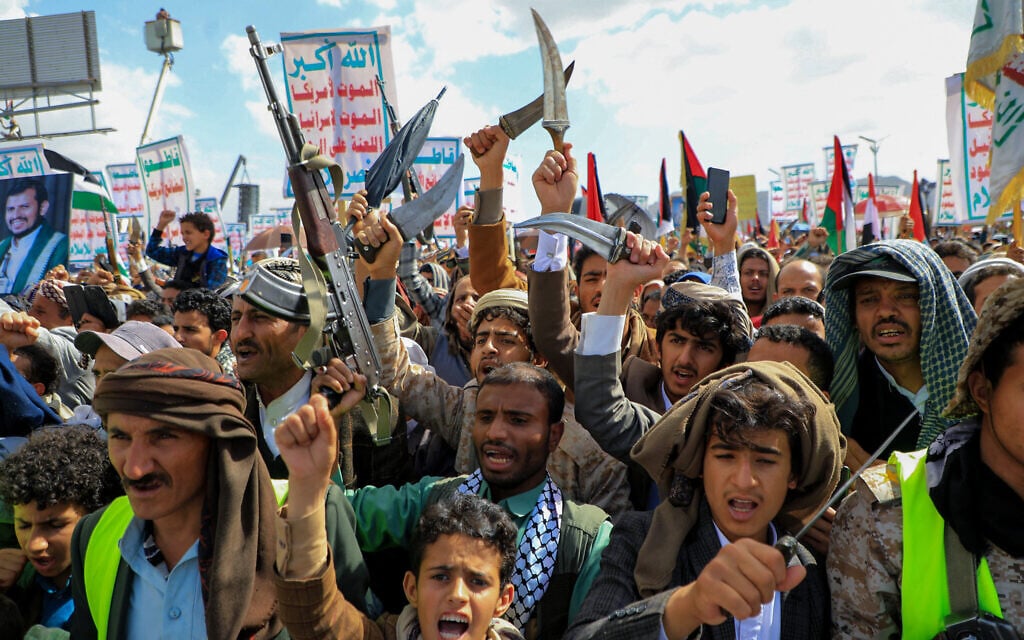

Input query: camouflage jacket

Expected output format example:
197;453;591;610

371;314;632;516
828;451;1024;638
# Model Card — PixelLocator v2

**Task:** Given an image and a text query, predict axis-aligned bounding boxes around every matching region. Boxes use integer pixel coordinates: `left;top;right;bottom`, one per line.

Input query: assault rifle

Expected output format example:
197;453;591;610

246;24;392;443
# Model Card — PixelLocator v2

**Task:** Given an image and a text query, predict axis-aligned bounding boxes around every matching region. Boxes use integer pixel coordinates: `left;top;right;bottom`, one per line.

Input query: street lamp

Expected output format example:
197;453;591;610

141;11;184;145
858;135;889;178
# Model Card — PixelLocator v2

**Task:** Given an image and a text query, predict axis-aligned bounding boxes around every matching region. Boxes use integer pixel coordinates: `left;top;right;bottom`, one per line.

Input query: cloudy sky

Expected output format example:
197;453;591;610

0;0;975;223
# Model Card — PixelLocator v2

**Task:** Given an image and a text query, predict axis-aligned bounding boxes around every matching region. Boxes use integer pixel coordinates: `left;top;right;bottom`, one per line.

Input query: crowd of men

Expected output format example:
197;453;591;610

0;124;1022;639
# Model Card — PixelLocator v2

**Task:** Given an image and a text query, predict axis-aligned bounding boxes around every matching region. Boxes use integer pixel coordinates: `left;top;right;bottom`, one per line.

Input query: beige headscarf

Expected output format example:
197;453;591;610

945;277;1024;419
629;360;845;597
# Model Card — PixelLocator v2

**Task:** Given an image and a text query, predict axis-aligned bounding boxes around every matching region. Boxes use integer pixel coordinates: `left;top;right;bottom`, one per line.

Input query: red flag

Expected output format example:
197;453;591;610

908;170;926;242
659;158;671;221
585;152;606;222
680;130;707;233
767;219;780;249
799;198;809;224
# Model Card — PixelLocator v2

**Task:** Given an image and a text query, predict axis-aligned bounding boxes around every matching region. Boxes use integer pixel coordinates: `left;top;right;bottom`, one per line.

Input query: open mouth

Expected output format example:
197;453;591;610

727;498;760;522
670;368;697;389
482;446;515;471
874;326;907;343
438;613;470;639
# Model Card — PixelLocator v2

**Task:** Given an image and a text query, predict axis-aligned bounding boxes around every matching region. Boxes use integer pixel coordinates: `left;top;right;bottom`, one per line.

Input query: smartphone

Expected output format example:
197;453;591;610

706;167;730;224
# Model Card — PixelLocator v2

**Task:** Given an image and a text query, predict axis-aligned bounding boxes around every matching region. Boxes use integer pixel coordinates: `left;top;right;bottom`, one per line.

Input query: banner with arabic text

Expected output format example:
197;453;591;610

137;135;194;246
194;197;229;252
935;159;959;225
809;180;828;223
824;144;858;183
782;163;815;212
769;180;784;217
106;162;146;218
405;137;463;236
945;73;1001;222
281;26;397;198
0;143;50;178
224;223;247;258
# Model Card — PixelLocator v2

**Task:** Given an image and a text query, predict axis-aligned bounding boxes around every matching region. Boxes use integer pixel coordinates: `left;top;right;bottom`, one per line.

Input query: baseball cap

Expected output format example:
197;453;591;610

74;320;181;360
829;254;916;290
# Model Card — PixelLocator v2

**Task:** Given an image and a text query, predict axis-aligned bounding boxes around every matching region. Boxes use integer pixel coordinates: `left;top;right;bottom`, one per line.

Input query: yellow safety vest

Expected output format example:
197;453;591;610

895;450;1002;638
82;482;291;639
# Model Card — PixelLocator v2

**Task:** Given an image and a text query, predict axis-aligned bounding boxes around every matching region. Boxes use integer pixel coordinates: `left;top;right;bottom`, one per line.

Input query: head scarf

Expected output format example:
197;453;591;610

945;277;1024;418
737;245;780;310
419;260;451;292
469;288;529;328
824;240;976;447
629;360;845;597
30;278;68;314
660;280;754;350
93;348;280;639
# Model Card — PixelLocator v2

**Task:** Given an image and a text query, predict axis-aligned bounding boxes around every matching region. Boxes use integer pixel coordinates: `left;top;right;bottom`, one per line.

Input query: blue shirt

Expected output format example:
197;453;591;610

118;517;206;639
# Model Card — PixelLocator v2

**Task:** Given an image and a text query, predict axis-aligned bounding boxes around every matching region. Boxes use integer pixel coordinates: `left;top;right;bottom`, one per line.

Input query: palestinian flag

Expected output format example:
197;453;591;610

861;173;880;246
907;170;927;242
585;152;606;222
679;130;706;234
821;135;857;254
658;158;675;236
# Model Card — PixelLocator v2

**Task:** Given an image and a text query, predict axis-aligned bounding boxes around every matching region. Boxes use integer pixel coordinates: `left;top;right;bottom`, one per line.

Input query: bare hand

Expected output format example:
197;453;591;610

156;209;176;230
0;311;41;348
663;538;806;638
464;125;510;189
606;232;670;290
346;190;370;225
355;209;403;279
532;145;578;214
44;265;70;281
311;357;368;421
453;205;473;248
807;227;829;249
0;548;27;591
88;269;114;286
275;393;337;517
697;190;739;256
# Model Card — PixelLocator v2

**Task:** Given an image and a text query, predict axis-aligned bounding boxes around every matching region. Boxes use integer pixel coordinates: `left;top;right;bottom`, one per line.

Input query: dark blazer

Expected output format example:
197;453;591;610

566;501;829;640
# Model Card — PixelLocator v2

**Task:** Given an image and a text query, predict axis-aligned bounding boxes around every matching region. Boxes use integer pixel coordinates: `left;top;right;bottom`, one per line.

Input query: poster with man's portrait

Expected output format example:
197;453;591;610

0;173;72;295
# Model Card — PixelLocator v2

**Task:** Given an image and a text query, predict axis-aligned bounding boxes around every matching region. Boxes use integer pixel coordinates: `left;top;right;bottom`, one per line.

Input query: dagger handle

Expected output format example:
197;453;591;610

353;213;399;265
547;128;565;154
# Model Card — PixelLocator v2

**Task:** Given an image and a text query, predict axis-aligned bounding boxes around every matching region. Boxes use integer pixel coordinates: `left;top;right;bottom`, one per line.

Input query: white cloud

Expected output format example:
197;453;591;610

0;0;27;20
560;0;974;196
316;0;345;8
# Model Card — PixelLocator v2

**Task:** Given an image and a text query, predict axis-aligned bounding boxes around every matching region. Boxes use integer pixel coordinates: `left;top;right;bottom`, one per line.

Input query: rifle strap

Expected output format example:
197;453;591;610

288;145;393;446
291;143;345;371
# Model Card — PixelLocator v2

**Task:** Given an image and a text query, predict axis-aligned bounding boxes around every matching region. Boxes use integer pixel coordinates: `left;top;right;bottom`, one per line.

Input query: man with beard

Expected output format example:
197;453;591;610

0;178;68;296
335;363;612;640
354;207;631;514
829;277;1024;638
824;241;975;467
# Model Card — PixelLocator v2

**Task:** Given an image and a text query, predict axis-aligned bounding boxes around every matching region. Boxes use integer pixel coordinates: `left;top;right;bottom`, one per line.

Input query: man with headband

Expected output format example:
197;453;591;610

568;360;845;640
67;348;369;639
829;277;1024;638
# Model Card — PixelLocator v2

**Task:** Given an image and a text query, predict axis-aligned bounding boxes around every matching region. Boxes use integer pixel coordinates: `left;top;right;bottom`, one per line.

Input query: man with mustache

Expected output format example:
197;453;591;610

823;241;976;467
0;178;68;296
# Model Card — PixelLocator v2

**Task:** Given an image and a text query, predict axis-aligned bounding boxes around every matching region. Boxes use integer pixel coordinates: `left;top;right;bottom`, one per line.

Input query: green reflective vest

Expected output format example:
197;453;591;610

896;449;1002;638
82;483;292;639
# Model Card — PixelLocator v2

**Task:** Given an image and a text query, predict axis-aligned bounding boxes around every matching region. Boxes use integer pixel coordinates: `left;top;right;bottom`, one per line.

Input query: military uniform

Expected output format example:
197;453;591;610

828;453;1024;638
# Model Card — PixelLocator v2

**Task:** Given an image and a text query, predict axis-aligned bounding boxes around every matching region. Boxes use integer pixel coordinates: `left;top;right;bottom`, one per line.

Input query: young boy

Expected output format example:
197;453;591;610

0;426;122;633
146;210;228;290
274;392;522;640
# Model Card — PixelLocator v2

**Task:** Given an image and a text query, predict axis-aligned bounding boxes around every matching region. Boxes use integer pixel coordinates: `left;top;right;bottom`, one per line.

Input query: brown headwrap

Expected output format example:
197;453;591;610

629;360;845;597
944;277;1024;419
93;348;281;639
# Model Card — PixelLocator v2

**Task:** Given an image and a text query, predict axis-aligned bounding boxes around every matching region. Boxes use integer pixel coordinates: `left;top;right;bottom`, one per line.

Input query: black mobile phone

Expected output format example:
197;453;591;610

706;167;730;224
